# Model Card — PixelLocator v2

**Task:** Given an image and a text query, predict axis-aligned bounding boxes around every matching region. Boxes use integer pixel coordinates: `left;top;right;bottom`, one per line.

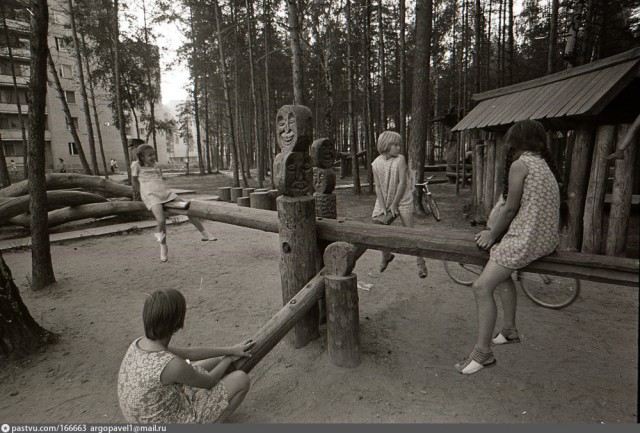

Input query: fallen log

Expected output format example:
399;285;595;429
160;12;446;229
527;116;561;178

0;173;132;198
8;201;148;228
0;191;109;225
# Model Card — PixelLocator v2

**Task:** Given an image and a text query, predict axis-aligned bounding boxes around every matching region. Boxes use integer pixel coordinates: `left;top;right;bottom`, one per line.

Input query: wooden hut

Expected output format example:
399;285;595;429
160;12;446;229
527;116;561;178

452;48;640;257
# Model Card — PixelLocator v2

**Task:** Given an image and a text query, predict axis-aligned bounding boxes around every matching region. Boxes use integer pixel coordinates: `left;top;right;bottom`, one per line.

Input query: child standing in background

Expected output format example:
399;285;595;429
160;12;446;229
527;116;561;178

132;144;216;262
371;131;428;279
456;119;561;375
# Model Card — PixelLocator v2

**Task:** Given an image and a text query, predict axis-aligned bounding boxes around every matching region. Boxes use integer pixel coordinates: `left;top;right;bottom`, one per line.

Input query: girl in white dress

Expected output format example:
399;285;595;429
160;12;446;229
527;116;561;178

132;144;216;262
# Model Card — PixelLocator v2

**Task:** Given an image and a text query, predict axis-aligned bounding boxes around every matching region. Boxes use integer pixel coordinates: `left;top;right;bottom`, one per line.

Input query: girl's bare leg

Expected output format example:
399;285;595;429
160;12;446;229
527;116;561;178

150;204;167;242
216;371;250;423
496;277;517;331
399;208;427;278
470;260;514;350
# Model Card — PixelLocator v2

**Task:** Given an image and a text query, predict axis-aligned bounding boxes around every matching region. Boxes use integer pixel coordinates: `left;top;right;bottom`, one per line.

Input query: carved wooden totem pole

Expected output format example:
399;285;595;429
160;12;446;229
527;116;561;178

274;105;320;348
311;138;337;219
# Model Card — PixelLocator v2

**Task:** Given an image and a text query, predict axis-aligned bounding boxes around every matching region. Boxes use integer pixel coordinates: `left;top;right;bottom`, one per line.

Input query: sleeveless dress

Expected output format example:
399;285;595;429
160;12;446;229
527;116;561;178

490;152;560;269
131;161;178;210
117;338;229;423
371;155;413;218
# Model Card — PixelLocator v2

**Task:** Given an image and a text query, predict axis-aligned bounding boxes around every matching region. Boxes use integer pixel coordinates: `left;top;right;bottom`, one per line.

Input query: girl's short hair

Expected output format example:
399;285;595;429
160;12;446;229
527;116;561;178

505;120;546;153
136;144;155;165
377;131;401;154
143;289;186;340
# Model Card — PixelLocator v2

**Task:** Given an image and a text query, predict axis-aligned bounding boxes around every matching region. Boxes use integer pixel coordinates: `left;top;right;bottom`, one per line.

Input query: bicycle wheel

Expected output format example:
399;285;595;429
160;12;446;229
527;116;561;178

442;261;483;286
425;195;441;221
517;272;580;309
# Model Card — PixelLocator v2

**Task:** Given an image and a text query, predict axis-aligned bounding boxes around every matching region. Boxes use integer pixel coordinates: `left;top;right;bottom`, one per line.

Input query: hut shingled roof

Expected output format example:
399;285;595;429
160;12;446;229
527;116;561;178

452;48;640;131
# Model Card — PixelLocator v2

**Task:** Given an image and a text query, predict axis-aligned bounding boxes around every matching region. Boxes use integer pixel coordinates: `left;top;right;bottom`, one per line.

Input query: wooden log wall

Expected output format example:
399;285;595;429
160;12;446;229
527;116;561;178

582;125;616;254
605;123;638;256
563;126;596;251
482;139;496;216
472;140;485;214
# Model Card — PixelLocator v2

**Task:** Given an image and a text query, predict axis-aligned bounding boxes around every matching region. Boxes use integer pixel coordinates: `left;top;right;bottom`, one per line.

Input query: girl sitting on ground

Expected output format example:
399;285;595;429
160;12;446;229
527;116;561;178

118;289;255;423
371;131;428;279
455;119;562;375
132;144;216;262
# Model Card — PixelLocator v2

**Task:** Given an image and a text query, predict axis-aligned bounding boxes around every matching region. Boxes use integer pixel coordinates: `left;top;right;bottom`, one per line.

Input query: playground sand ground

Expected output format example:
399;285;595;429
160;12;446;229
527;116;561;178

0;173;637;423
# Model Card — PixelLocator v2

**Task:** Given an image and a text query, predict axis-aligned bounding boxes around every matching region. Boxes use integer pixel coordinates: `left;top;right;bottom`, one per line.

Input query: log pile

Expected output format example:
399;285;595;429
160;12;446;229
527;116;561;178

0;174;141;229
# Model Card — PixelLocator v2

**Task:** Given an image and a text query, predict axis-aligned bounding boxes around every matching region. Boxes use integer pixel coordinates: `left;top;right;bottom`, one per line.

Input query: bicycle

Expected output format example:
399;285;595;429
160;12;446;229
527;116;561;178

415;175;441;221
442;261;580;309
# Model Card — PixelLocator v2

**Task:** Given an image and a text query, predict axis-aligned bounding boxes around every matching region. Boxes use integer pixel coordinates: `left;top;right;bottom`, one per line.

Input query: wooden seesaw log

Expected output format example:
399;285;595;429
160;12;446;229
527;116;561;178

8;201;147;228
232;246;367;373
0;173;132;198
0;191;110;225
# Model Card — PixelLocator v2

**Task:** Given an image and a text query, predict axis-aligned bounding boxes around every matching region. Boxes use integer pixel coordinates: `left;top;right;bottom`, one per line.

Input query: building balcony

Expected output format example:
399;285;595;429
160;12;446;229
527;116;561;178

0;102;31;114
5;18;30;35
0;74;29;87
0;129;50;141
0;48;30;60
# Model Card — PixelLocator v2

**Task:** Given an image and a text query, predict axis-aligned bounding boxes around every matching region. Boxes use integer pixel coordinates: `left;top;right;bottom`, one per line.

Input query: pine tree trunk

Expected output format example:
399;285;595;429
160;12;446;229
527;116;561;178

408;0;432;210
547;0;559;74
287;0;305;105
246;0;263;187
29;0;56;290
346;0;360;194
377;0;386;130
113;0;131;184
0;254;56;358
213;0;240;187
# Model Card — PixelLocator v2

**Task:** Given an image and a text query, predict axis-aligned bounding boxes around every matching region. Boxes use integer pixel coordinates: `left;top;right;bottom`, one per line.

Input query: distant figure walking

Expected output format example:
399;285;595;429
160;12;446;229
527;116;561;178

58;158;66;173
110;158;118;173
10;160;18;175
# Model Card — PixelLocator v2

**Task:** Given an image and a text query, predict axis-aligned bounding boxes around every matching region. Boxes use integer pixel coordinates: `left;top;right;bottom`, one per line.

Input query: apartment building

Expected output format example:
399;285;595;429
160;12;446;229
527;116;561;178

0;0;170;174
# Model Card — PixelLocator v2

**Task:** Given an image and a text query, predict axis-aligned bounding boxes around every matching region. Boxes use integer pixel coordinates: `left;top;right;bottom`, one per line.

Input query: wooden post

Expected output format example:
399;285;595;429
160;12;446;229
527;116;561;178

482;139;495;216
268;189;281;210
473;142;485;214
250;191;272;210
582;125;616;254
237;196;250;207
218;187;231;202
230;187;243;203
277;195;320;348
323;242;360;368
493;135;507;204
562;126;595;251
605;124;637;256
242;187;255;197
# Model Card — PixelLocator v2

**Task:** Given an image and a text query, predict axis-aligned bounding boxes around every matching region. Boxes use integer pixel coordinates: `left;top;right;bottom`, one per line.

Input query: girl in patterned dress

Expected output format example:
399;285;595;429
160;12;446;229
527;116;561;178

118;289;254;423
455;120;562;375
371;131;428;278
132;144;216;262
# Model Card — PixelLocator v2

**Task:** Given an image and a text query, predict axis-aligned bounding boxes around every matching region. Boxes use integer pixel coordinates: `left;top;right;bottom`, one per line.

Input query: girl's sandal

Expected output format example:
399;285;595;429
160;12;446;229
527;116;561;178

492;329;521;345
455;348;496;375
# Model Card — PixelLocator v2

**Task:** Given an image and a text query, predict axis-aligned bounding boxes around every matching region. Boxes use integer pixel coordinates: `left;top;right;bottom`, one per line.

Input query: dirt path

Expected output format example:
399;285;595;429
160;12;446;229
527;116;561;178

0;176;637;423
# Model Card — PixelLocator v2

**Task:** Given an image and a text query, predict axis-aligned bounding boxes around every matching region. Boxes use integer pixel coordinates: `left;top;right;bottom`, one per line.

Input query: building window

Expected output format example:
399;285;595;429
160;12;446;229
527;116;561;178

54;37;71;51
65;117;79;130
59;64;74;78
3;142;23;157
65;91;76;104
68;142;79;155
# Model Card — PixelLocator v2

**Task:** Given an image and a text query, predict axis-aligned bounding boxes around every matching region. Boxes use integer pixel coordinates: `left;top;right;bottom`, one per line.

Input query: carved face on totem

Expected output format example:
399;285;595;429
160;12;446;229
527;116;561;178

310;138;336;169
276;105;313;153
274;152;314;196
313;167;336;194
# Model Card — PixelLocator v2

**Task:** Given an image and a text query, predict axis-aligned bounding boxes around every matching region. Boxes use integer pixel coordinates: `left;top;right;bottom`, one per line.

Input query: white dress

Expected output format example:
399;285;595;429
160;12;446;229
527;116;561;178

131;161;177;210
